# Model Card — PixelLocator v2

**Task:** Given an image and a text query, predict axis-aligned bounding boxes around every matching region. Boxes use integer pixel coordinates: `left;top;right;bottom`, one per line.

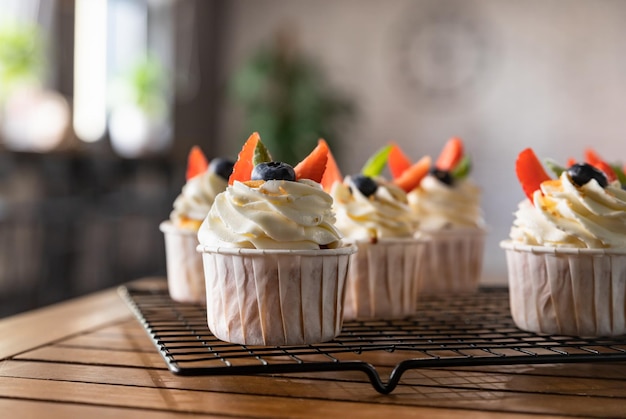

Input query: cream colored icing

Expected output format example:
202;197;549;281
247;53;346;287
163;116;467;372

330;176;415;241
509;171;626;248
198;179;343;249
407;174;484;230
170;169;227;231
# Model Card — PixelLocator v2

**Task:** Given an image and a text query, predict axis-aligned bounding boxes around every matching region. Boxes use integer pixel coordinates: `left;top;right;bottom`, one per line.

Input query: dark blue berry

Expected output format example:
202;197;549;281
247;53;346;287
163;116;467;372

351;175;378;197
567;163;607;188
210;158;235;180
251;162;296;181
430;167;453;186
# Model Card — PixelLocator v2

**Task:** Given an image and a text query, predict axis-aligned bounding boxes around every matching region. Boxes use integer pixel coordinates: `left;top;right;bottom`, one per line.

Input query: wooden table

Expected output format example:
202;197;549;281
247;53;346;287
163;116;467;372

2;278;626;418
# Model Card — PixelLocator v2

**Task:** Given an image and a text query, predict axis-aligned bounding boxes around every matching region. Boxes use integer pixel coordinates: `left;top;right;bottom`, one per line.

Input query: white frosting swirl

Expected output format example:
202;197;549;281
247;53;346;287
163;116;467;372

198;179;343;249
408;174;485;230
330;177;415;240
170;170;228;230
510;172;626;248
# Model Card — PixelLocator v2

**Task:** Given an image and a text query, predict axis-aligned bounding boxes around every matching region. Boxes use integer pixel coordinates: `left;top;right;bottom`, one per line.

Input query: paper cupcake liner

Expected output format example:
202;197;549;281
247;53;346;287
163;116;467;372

416;228;486;295
343;238;425;320
198;244;357;346
501;241;626;337
160;221;205;304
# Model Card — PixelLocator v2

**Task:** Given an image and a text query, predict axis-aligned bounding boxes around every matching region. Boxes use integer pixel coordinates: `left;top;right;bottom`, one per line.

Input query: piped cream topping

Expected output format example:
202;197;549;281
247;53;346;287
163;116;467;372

170;170;227;230
510;171;626;248
407;174;485;230
198;179;343;249
330;177;415;241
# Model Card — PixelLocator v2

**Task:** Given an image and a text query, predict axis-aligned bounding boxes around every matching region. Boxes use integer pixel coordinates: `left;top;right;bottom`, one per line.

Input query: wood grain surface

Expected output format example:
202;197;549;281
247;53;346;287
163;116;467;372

1;278;625;418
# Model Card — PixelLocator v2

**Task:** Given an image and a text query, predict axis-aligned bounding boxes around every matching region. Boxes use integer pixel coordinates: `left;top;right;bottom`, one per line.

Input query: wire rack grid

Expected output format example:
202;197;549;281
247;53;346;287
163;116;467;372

119;285;626;394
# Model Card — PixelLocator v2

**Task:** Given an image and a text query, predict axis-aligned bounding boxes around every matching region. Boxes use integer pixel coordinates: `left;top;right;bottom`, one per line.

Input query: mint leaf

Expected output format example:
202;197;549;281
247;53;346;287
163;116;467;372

544;158;566;177
451;155;471;180
361;145;392;178
610;163;626;187
252;139;272;166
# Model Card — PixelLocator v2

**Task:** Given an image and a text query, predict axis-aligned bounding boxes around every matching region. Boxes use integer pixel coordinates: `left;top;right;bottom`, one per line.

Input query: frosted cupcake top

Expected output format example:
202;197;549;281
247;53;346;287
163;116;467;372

408;175;484;230
170;147;233;231
386;137;484;231
198;178;342;249
198;133;343;250
171;170;228;230
509;148;626;249
330;175;415;241
511;171;626;248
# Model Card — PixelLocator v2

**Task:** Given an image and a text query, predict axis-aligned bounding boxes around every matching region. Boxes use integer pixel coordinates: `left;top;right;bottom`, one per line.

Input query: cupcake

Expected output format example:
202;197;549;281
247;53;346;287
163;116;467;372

197;134;356;346
390;138;487;294
328;146;425;320
501;148;626;337
160;146;233;303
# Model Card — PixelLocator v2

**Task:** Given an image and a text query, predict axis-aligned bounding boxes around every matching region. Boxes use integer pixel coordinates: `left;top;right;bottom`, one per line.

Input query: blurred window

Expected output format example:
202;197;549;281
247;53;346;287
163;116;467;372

0;0;69;152
0;0;177;157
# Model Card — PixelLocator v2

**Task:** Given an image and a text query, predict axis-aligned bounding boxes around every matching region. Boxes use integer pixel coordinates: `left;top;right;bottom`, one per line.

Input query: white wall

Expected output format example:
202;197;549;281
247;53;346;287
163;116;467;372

215;0;626;285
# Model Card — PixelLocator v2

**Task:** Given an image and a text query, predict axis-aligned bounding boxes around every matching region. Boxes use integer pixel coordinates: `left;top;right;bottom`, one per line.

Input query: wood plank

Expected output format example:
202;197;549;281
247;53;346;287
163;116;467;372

1;360;625;418
55;332;158;352
87;319;157;339
2;278;625;418
455;362;626;380
0;285;132;359
281;362;626;385
14;346;167;369
15;339;626;400
0;398;218;419
0;376;548;419
55;327;626;386
395;367;626;397
59;319;626;385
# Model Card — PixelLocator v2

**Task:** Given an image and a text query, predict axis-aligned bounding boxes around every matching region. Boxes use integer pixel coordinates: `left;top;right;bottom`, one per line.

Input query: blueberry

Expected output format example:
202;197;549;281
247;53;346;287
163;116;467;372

251;162;296;181
350;175;378;197
430;168;453;186
210;158;235;180
567;163;608;188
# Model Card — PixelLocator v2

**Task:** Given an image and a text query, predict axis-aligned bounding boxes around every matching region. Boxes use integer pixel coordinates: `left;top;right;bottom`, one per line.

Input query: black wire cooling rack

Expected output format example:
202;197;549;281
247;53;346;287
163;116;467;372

119;284;626;394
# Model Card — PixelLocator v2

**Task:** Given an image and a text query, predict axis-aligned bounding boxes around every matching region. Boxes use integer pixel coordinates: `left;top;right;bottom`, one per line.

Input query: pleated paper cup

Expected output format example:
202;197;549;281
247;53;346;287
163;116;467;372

501;241;626;337
160;221;205;304
416;228;486;295
343;238;425;320
198;244;357;346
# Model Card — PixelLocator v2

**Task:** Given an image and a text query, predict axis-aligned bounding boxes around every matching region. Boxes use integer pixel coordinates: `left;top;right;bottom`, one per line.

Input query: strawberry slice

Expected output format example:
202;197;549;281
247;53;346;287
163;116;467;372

321;142;343;192
515;148;551;202
584;148;617;183
566;157;576;167
435;137;464;171
228;132;260;185
294;139;329;183
186;146;209;181
393;155;431;193
388;143;412;179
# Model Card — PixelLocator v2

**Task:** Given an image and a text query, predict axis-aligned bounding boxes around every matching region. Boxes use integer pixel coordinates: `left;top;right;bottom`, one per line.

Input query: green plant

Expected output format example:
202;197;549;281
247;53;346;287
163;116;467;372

117;55;168;117
229;38;353;165
0;23;44;96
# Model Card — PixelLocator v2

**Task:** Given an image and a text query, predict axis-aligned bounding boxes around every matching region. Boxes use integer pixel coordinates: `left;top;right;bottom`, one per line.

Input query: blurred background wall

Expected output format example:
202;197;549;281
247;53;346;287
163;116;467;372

1;0;626;317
